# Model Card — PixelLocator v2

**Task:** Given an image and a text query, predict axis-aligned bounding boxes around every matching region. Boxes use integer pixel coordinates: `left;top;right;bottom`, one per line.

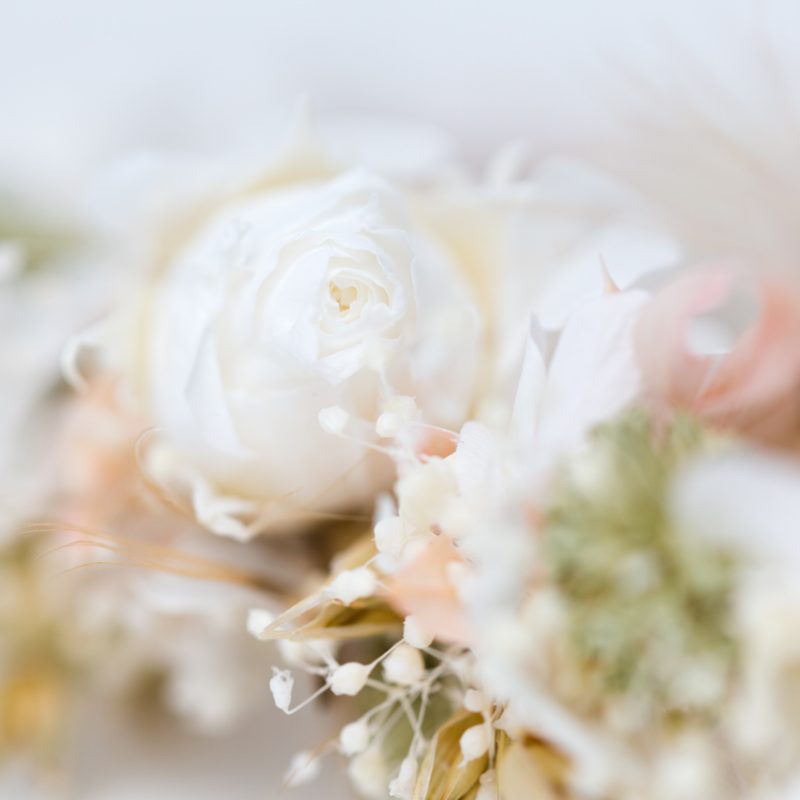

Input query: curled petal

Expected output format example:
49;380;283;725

636;269;800;443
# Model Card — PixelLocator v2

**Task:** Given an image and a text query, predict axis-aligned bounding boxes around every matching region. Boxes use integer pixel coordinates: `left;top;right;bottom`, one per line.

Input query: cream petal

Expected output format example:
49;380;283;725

525;290;648;473
670;449;800;564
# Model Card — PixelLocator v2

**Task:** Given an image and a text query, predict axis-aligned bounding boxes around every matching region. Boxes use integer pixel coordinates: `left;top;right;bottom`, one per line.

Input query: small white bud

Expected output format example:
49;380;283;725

374;515;408;556
460;723;491;763
319;406;350;435
269;668;294;713
142;440;181;484
348;747;388;799
327;567;378;606
396;459;456;532
383;644;425;686
339;718;371;756
284;750;321;787
330;662;371;696
376;411;403;438
389;754;418;799
464;689;486;713
403;615;434;649
246;607;274;640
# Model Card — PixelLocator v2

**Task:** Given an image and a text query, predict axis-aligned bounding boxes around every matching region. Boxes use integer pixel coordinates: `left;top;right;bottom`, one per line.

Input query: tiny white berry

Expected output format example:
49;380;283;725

330;662;371;696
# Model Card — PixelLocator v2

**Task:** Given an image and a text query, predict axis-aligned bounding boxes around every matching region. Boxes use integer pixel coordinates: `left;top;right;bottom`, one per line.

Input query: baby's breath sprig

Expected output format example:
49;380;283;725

543;411;739;724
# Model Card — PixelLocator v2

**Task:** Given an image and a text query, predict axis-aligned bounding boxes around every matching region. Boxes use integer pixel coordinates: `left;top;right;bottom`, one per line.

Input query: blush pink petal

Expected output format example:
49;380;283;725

384;536;472;646
636;269;800;442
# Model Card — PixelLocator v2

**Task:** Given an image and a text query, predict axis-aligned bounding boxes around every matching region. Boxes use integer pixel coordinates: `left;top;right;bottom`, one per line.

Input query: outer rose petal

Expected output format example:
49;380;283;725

636;269;800;444
385;536;472;646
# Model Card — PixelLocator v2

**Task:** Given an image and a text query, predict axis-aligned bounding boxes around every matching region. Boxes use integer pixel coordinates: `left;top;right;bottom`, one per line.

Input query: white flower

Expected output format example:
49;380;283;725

459;722;491;763
670;450;800;775
403;615;433;649
246;607;274;640
374;515;411;558
463;688;487;712
98;130;480;537
326;567;378;606
330;661;371;696
339;718;371;756
383;644;425;686
348;747;389;800
509;289;649;478
388;754;418;799
418;156;679;427
269;668;294;713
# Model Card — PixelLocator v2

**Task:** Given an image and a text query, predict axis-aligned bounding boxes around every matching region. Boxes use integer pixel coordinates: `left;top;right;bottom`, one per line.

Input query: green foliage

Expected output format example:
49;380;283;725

543;412;738;720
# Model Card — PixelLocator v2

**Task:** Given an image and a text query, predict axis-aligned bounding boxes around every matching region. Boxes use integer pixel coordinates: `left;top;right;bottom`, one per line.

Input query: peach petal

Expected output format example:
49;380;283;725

636;268;800;443
384;536;472;646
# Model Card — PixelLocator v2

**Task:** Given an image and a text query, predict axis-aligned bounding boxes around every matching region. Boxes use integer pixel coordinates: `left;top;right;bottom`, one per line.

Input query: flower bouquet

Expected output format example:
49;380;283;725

4;82;800;800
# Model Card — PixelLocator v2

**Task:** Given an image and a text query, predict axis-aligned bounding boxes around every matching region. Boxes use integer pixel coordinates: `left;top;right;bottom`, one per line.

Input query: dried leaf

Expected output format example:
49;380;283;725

413;710;488;800
496;734;571;800
261;592;401;642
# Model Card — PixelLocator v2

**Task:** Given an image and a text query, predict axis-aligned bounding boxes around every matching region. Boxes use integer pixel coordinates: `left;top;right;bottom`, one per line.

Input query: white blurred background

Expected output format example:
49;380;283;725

2;0;795;194
0;1;797;798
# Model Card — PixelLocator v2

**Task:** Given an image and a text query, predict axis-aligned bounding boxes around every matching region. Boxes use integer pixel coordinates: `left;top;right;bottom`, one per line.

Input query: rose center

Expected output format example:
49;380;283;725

329;282;359;314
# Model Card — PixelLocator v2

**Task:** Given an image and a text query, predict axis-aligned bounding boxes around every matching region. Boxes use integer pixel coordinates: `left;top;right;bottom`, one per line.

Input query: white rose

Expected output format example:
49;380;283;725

95;137;480;538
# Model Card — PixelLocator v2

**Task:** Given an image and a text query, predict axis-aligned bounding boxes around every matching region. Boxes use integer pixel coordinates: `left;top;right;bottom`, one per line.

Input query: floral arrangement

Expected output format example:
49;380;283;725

5;98;800;800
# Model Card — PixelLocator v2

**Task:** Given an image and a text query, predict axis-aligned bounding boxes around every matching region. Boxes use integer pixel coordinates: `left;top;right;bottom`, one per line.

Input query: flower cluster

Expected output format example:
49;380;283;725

6;105;800;800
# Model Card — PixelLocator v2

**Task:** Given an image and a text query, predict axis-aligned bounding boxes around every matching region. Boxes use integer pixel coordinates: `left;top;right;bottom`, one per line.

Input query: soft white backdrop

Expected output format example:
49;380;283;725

2;0;794;190
0;2;796;798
